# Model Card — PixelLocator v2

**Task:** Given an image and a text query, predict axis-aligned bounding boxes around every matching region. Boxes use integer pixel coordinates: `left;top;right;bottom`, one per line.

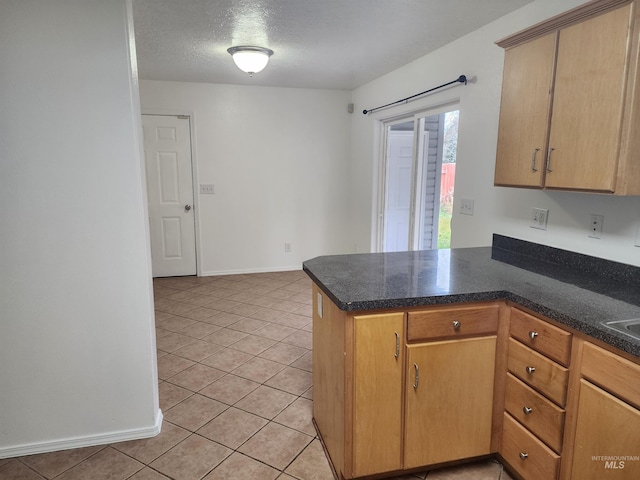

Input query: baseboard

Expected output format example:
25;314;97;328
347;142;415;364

0;409;163;459
200;265;303;277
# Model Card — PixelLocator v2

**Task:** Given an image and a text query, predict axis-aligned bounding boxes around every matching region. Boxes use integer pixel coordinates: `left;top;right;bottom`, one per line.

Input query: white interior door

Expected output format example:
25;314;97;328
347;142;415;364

142;114;196;277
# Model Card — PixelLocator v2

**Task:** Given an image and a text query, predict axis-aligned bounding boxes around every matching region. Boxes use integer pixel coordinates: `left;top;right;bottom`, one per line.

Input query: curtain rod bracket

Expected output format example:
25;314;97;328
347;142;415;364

363;74;468;115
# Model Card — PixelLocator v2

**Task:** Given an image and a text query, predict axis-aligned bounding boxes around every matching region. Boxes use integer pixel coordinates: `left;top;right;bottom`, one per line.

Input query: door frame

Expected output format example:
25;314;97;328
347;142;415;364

142;109;202;276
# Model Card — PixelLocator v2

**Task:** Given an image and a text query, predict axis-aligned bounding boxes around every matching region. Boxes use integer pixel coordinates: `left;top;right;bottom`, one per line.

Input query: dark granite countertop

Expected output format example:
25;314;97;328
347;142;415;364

303;235;640;358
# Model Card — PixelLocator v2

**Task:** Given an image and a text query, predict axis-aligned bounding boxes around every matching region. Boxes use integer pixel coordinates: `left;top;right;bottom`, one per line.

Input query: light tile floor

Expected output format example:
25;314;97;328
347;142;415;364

0;271;515;480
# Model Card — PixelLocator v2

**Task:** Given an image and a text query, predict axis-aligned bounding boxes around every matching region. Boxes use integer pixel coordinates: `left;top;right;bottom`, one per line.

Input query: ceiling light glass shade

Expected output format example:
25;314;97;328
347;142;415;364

227;46;274;75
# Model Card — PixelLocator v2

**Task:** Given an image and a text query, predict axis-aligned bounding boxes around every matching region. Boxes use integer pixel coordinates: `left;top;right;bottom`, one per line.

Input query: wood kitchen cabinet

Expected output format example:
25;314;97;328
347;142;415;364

404;336;496;468
564;342;640;479
495;0;640;194
312;285;500;479
312;283;640;480
499;307;571;480
571;380;640;479
494;33;555;188
352;313;404;477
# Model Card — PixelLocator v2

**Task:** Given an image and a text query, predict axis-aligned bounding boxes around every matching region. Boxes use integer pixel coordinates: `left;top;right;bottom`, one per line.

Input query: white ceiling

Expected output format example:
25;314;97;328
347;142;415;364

132;0;535;90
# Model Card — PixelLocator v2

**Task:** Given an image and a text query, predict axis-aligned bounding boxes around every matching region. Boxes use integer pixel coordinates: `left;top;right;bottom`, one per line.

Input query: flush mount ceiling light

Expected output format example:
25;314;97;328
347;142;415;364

227;46;274;76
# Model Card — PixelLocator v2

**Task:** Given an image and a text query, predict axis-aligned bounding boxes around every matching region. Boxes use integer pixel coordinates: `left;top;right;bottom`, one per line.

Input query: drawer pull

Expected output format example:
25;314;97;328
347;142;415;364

526;366;536;375
413;363;419;389
519;452;529;460
452;320;461;330
523;406;533;415
394;332;400;358
528;331;538;339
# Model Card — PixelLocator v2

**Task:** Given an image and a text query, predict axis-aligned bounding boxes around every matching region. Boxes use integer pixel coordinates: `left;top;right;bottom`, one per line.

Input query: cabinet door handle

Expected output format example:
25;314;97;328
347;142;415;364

529;331;538;339
452;320;461;330
519;452;529;460
526;366;536;375
531;148;540;172
394;332;400;358
546;147;554;172
523;406;533;415
413;363;419;389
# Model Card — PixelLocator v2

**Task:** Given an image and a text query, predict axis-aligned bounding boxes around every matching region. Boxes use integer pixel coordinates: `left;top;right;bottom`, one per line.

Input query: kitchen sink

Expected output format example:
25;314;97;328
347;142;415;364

602;319;640;339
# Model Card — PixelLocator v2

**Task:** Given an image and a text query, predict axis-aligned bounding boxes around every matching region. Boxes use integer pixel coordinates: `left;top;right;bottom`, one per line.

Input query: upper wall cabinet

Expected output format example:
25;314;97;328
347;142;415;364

494;0;640;195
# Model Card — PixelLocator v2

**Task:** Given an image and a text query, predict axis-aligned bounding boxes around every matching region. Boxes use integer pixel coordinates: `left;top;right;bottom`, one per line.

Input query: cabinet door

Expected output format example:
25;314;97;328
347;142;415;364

495;33;556;188
353;313;404;477
546;4;632;191
404;336;496;468
571;380;640;479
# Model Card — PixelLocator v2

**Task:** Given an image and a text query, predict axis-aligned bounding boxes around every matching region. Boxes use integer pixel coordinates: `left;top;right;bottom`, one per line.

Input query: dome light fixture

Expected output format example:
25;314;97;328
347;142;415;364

227;46;274;76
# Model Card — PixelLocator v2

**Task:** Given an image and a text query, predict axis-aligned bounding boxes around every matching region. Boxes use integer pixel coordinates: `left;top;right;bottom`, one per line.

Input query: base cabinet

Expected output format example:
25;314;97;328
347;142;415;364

312;285;640;480
563;342;640;480
499;307;570;480
312;287;500;479
570;380;640;479
352;313;404;477
404;337;496;468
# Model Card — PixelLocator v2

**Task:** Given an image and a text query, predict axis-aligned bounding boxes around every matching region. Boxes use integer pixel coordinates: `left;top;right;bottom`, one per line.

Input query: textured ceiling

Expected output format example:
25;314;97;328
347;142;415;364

132;0;535;90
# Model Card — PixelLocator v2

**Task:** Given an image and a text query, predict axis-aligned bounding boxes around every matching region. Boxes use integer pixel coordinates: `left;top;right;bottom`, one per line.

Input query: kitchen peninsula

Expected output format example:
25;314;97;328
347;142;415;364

303;235;640;480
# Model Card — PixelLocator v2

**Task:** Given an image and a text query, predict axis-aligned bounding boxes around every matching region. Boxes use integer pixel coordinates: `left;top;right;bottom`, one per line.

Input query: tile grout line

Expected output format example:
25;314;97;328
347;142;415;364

153;275;316;478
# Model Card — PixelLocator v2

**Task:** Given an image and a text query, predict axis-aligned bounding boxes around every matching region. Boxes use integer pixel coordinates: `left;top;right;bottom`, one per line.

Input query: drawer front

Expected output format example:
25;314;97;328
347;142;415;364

509;308;572;366
581;342;640;410
501;412;560;480
507;338;569;407
504;373;565;453
407;304;499;342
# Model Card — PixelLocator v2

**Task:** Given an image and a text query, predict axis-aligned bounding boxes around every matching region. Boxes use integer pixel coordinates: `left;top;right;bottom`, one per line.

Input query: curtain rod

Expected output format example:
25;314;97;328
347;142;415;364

362;75;468;115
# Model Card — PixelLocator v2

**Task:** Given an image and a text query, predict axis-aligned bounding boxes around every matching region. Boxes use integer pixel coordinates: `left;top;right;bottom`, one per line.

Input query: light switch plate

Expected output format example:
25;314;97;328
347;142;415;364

460;198;474;215
200;184;215;194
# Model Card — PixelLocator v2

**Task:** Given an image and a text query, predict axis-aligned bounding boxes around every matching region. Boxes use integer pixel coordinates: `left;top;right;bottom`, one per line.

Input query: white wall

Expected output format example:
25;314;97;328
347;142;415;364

139;80;352;275
0;0;160;457
350;0;640;267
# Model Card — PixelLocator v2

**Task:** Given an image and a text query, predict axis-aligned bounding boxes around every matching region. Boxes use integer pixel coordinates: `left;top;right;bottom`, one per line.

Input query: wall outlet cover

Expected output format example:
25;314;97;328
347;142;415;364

588;214;604;239
530;208;548;230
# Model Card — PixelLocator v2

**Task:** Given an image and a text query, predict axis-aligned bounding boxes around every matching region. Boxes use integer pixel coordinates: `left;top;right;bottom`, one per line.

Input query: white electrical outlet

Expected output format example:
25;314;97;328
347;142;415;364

588;214;604;239
530;208;548;230
284;242;292;253
200;184;215;194
460;198;474;215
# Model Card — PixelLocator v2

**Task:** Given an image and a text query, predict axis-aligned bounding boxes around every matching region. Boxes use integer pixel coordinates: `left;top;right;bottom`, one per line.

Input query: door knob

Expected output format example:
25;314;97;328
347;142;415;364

184;204;192;211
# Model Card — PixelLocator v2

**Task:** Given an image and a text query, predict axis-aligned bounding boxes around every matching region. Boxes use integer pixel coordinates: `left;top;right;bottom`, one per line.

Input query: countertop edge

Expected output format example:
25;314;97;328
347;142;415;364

303;265;640;358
